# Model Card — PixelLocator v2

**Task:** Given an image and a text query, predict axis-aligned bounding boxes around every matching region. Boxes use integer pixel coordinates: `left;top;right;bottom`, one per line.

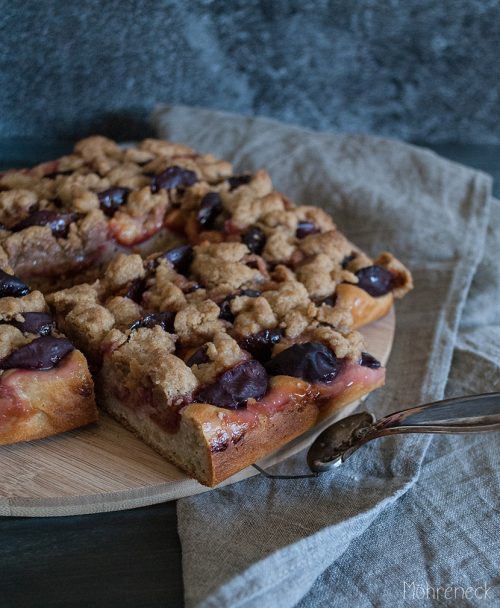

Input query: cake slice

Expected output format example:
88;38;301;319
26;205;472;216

48;248;388;486
0;268;97;445
0;137;232;285
99;334;385;486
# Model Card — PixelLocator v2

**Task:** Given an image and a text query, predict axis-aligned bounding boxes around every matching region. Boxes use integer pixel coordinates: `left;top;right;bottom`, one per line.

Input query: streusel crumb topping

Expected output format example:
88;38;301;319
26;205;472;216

231;295;277;337
0;190;38;226
0;135;412;405
103;253;145;293
0;325;33;360
191;332;245;385
110;326;198;401
174;300;224;343
0;290;47;317
191;242;263;292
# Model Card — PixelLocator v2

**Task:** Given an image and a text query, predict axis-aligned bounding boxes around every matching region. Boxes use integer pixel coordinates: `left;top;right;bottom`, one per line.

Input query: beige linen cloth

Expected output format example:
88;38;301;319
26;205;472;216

154;106;499;608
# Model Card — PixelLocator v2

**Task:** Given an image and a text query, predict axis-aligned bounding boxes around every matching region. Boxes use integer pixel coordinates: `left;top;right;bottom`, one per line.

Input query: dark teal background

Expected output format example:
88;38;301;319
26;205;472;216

1;0;499;142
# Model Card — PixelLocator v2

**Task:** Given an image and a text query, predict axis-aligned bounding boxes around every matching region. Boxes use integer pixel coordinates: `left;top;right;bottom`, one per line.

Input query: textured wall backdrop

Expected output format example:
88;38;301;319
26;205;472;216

1;0;499;142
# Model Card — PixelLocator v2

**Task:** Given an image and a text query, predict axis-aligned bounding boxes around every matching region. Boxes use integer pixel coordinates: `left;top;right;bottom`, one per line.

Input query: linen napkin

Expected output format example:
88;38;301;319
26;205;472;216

295;199;500;607
153;106;495;607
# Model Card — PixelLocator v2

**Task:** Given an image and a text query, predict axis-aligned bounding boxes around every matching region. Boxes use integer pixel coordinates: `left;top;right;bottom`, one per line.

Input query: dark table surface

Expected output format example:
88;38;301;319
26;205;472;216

0;141;497;608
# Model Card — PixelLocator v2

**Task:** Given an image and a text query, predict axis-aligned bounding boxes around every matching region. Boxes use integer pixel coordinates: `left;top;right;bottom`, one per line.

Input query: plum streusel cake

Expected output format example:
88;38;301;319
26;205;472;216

0;136;412;485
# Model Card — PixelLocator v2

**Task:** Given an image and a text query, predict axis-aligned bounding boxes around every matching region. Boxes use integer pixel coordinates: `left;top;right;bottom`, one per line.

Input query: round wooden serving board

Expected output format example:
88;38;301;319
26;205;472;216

0;309;395;517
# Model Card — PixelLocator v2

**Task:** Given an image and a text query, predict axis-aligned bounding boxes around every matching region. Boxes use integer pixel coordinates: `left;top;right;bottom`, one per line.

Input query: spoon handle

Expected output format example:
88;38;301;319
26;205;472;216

367;392;500;440
307;392;500;472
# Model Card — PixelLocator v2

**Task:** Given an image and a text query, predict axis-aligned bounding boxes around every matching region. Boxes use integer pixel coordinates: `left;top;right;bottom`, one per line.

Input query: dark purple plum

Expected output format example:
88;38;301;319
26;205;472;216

240;289;261;298
157;245;193;276
240;328;283;362
218;296;235;323
227;174;252;191
242;226;266;255
186;345;210;367
296;220;319;239
124;277;147;303
11;210;79;238
0;270;30;298
10;312;54;336
0;336;74;371
359;352;381;369
265;342;343;383
354;265;394;297
97;187;131;217
130;311;176;333
195;360;268;409
197;192;222;228
151;166;197;193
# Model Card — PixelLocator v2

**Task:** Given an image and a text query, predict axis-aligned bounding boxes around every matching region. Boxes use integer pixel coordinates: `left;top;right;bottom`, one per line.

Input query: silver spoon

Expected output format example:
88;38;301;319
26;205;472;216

253;392;500;479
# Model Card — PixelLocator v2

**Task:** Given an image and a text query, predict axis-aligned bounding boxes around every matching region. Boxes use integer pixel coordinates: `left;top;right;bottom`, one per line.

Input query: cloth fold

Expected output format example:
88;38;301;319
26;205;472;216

153;106;495;607
297;199;500;608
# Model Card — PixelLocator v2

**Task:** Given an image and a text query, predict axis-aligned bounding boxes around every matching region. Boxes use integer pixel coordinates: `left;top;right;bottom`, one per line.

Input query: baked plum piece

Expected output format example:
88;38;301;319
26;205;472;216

321;252;413;330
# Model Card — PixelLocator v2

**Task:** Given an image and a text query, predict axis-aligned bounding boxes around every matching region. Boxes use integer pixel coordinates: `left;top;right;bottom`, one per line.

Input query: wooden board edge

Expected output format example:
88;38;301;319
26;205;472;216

2;307;395;517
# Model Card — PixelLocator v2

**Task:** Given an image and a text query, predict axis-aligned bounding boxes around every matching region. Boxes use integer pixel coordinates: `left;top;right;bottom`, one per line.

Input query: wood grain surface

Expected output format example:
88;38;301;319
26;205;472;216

0;308;395;517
